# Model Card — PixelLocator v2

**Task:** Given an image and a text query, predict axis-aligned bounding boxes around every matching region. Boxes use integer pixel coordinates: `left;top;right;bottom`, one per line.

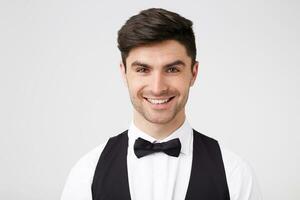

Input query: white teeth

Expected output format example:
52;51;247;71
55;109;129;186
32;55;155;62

146;98;171;104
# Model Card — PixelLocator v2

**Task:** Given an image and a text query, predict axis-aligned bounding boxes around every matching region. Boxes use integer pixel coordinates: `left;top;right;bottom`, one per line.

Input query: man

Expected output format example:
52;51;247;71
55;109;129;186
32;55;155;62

61;8;261;200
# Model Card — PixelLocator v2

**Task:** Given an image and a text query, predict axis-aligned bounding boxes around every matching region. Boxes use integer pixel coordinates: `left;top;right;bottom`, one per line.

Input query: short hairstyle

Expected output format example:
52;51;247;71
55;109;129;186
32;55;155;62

117;8;197;70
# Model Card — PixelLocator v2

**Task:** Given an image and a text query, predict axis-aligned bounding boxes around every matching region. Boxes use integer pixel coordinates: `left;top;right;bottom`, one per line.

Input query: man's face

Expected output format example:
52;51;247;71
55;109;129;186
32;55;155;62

120;40;198;125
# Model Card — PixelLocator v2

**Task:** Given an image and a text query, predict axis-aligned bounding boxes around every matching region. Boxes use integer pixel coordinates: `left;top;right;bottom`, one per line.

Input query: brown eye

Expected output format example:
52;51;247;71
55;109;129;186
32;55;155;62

166;67;179;73
136;67;149;73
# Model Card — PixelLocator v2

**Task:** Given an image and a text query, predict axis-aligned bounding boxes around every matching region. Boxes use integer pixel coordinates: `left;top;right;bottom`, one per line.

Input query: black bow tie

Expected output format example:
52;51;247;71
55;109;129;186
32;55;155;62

134;137;181;158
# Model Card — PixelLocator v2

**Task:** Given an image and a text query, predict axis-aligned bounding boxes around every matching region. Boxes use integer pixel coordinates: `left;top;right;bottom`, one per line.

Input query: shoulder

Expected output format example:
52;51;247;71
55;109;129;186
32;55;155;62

71;143;107;176
219;145;262;200
220;145;246;175
61;142;107;199
68;130;128;175
61;130;129;199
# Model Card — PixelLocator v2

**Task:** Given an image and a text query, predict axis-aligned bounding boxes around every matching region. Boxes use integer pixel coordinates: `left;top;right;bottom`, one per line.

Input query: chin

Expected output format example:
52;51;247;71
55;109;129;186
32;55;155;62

144;114;176;125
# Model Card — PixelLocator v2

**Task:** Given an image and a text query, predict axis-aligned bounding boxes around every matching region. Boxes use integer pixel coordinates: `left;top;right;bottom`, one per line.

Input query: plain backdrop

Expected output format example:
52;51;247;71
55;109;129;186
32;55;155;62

0;0;299;199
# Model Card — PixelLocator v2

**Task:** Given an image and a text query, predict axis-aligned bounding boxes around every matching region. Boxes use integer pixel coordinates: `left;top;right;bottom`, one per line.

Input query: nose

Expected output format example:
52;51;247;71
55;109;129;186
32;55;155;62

150;71;168;96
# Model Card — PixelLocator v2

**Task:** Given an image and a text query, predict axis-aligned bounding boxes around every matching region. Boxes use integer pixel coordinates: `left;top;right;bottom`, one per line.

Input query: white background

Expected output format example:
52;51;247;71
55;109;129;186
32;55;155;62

0;0;299;199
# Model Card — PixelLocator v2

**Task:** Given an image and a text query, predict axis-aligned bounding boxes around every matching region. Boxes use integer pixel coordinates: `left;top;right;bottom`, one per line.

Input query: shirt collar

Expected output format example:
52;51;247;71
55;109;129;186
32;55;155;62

128;118;193;156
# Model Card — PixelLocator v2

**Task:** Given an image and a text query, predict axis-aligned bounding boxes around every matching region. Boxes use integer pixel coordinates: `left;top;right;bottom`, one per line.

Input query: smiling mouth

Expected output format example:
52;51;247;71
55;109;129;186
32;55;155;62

144;97;175;105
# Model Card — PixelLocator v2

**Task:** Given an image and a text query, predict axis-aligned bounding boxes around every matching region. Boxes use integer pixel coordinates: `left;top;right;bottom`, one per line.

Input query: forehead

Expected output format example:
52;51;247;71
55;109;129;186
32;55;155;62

126;40;191;66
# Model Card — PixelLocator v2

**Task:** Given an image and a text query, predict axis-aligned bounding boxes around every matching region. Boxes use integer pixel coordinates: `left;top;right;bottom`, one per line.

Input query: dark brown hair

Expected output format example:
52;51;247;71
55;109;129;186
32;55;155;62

117;8;196;70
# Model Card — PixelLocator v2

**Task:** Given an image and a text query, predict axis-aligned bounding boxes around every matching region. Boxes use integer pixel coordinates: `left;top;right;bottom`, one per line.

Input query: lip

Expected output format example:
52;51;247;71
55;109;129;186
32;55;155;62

143;96;175;110
143;96;174;100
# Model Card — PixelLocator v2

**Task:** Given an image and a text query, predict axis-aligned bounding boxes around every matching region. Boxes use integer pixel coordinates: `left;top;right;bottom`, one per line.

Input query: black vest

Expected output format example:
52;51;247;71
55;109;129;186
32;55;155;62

92;130;230;200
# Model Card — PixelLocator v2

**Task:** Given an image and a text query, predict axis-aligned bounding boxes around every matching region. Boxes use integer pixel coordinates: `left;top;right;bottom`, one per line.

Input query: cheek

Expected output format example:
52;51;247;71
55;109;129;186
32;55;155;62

171;78;191;93
131;74;149;85
127;79;145;97
178;86;190;97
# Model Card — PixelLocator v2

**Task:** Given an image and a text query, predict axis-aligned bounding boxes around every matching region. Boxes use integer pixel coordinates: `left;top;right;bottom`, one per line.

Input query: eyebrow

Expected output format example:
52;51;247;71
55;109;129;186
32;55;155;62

131;60;186;68
165;60;186;68
131;61;150;68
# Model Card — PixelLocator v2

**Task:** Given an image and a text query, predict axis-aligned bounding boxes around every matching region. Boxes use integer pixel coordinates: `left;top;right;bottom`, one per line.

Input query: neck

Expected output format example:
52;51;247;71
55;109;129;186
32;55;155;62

133;110;186;140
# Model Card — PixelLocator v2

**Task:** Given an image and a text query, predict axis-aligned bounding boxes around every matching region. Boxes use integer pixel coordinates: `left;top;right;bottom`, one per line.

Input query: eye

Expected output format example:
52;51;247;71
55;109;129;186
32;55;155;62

166;67;180;73
136;67;149;73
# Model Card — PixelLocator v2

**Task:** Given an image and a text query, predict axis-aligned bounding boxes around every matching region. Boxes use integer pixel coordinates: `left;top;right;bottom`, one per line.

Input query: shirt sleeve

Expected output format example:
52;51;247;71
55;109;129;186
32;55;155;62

221;146;262;200
61;144;105;200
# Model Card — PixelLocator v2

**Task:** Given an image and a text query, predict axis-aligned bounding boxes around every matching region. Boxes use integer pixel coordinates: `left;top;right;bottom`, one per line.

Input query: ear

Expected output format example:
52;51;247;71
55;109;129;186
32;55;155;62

119;61;128;87
190;61;199;87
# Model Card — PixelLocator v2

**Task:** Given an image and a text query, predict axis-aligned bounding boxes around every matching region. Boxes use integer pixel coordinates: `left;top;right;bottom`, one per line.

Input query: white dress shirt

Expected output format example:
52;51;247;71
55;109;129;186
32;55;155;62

61;120;262;200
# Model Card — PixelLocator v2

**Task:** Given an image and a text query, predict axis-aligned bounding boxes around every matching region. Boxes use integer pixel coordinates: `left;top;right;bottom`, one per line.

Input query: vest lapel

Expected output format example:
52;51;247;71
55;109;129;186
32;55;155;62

185;130;230;200
92;130;131;200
